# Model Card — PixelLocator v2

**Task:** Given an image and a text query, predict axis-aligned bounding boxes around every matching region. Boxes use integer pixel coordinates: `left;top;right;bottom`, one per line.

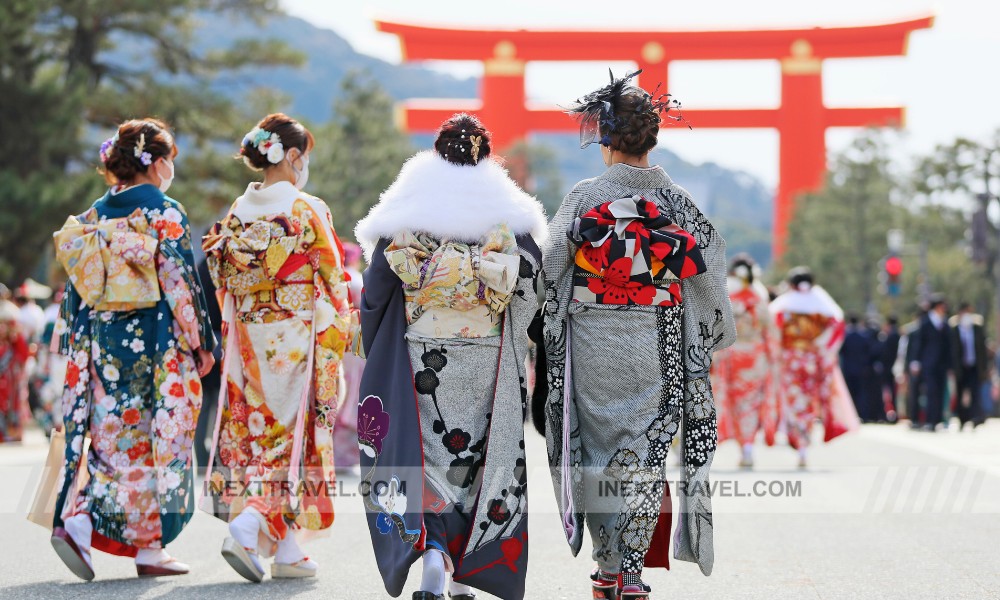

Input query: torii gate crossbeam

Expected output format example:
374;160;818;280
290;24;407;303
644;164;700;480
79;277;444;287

377;16;934;258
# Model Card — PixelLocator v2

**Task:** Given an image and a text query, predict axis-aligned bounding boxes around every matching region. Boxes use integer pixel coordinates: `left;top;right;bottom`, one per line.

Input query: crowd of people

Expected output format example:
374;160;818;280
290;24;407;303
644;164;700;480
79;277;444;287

712;259;861;470
840;299;995;430
710;262;997;473
0;69;988;600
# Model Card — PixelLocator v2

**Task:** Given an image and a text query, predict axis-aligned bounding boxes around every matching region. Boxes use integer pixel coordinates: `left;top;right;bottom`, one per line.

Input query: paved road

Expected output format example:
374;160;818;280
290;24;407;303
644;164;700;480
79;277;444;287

1;421;998;599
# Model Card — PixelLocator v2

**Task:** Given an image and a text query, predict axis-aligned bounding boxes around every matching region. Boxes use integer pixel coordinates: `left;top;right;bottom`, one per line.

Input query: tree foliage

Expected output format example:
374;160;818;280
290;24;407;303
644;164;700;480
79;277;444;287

306;72;415;241
0;0;300;283
782;129;996;322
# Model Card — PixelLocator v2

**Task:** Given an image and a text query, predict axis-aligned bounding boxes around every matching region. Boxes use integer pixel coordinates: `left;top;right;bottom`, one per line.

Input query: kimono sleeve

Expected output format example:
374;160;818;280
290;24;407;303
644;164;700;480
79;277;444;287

53;282;81;355
306;201;354;359
673;189;736;372
155;200;216;353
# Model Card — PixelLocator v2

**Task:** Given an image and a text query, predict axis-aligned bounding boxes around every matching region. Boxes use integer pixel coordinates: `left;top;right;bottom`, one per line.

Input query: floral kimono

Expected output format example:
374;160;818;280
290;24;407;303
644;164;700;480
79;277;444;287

0;303;28;443
713;277;778;446
51;184;215;556
770;285;859;448
354;151;548;600
541;165;735;578
200;182;352;554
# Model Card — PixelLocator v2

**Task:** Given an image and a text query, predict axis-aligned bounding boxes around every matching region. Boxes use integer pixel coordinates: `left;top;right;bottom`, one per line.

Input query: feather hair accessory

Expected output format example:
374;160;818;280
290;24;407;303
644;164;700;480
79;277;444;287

566;69;689;149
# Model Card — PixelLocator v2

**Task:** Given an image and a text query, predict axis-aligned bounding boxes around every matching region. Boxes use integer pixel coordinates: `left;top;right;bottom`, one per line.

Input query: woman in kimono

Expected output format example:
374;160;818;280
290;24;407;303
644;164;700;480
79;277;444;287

539;71;736;600
712;254;777;468
201;113;353;582
770;266;859;467
355;114;546;600
50;118;216;580
0;293;28;443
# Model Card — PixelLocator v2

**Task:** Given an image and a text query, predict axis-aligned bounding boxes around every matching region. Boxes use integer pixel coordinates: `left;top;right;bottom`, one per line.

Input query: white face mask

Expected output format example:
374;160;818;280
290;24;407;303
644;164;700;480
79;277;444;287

158;159;175;193
289;152;309;190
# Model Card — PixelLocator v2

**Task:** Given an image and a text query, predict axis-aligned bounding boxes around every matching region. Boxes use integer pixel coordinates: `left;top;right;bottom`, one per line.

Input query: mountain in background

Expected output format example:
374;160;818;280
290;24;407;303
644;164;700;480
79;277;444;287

193;12;774;264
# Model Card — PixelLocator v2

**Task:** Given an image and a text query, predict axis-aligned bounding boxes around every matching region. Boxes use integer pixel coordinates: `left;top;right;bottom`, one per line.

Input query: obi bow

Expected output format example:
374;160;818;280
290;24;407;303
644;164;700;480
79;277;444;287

53;208;161;310
568;196;707;306
384;226;520;316
202;214;306;296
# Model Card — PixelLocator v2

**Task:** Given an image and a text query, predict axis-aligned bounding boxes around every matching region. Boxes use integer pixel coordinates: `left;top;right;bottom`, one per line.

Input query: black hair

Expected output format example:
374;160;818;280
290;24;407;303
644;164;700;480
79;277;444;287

434;113;492;167
787;266;814;289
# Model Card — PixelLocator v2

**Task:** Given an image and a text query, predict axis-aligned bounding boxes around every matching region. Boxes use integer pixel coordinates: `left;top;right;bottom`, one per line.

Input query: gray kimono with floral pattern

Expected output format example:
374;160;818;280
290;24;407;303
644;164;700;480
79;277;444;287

541;164;735;576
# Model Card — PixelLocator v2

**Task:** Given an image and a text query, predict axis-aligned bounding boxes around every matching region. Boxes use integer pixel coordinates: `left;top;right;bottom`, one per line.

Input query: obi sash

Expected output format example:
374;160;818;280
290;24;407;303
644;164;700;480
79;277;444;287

383;226;520;320
202;213;311;298
568;196;706;306
53;208;161;311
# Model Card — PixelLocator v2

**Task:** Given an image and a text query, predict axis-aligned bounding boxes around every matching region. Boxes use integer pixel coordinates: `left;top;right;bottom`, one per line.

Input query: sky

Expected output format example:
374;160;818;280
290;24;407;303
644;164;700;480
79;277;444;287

283;0;999;189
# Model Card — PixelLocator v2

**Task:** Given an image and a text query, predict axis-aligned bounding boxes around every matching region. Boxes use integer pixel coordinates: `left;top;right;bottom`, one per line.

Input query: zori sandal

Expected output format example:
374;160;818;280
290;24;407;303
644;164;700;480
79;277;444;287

271;556;318;579
221;536;264;583
51;527;95;582
590;567;618;600
136;556;189;577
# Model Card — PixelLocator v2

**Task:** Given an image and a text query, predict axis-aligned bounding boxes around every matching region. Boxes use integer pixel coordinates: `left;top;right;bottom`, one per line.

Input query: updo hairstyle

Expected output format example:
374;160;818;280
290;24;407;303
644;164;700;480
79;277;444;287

433;113;492;166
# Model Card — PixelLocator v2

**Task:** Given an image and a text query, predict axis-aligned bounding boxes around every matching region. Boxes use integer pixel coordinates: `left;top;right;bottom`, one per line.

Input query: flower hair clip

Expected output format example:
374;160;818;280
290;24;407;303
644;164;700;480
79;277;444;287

243;126;285;164
99;132;119;164
133;133;153;166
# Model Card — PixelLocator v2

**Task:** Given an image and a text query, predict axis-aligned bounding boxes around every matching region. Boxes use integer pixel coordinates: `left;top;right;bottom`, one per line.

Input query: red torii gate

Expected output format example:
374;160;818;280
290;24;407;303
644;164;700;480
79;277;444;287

377;17;933;258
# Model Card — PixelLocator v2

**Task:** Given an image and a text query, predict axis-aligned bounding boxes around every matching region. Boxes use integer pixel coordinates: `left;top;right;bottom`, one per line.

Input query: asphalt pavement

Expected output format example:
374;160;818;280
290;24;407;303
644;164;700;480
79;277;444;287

1;421;998;599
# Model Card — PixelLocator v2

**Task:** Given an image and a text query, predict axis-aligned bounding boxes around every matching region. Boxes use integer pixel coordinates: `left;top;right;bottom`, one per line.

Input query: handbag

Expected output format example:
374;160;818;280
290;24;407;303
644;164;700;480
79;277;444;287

26;429;89;530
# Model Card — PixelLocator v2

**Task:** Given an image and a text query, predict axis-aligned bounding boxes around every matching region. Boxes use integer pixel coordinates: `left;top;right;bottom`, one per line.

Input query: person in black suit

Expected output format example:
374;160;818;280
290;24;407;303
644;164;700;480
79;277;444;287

902;308;925;426
949;303;988;430
909;297;952;431
841;315;875;421
875;316;901;422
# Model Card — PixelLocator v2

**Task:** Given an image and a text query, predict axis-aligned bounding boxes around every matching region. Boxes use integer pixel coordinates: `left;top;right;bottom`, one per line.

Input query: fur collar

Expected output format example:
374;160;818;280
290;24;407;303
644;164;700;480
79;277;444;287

355;151;548;260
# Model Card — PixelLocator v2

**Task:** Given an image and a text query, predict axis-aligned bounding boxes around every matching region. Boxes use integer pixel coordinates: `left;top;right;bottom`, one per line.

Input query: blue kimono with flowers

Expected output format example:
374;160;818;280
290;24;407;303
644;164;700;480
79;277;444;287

52;184;215;556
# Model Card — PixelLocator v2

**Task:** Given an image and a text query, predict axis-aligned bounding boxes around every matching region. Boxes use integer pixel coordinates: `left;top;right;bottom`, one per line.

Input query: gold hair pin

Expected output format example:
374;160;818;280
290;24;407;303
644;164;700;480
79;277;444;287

470;135;482;163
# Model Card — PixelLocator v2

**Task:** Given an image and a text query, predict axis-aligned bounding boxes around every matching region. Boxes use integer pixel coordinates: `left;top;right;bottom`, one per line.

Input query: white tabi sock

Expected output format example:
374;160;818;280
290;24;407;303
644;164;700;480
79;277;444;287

448;579;476;596
274;533;309;565
419;549;447;595
63;513;93;562
742;443;753;461
229;507;263;553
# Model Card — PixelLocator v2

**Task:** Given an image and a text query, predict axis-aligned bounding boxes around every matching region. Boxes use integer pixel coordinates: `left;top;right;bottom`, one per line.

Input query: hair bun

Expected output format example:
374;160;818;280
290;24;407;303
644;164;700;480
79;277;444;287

434;113;492;166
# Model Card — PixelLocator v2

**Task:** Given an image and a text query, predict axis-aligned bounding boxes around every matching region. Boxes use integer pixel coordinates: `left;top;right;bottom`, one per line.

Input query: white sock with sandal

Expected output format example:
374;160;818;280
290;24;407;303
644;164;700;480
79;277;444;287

63;513;93;569
420;549;447;596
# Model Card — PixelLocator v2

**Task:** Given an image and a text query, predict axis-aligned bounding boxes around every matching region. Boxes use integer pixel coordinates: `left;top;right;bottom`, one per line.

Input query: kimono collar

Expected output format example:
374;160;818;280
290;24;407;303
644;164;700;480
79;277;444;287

240;181;299;207
601;163;673;190
103;183;165;209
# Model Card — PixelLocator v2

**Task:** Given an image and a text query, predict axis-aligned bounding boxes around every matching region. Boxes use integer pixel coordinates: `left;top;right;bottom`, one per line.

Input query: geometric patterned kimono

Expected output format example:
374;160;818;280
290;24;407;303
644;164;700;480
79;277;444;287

713;277;777;447
200;184;352;555
542;164;735;578
770;285;858;449
51;184;215;556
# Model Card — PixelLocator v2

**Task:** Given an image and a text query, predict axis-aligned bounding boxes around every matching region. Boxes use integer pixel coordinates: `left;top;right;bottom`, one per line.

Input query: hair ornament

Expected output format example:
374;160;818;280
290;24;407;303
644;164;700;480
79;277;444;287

566;69;690;149
470;135;482;164
566;69;641;149
243;126;285;164
133;133;153;166
99;131;119;164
